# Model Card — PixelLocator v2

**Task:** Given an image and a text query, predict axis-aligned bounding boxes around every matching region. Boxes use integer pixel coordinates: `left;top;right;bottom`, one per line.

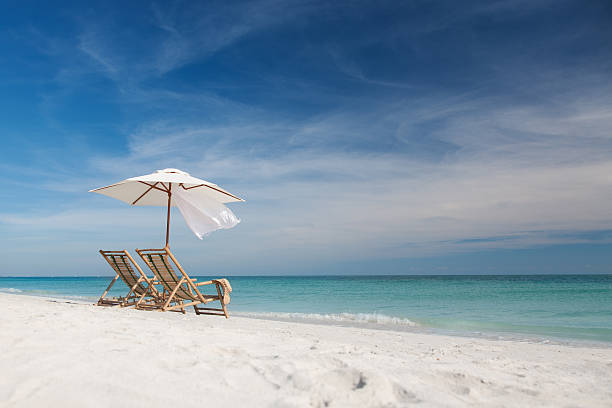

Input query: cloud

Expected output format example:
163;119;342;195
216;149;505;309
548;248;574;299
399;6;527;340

12;79;608;268
111;71;612;256
8;77;612;270
78;31;119;75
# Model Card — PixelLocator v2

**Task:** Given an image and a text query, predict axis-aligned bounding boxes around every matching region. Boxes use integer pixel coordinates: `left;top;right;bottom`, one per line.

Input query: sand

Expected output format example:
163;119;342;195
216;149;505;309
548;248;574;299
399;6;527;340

0;293;611;407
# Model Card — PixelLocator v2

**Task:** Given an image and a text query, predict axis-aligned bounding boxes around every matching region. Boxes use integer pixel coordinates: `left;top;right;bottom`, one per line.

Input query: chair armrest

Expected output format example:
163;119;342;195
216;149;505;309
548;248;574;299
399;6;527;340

195;280;214;286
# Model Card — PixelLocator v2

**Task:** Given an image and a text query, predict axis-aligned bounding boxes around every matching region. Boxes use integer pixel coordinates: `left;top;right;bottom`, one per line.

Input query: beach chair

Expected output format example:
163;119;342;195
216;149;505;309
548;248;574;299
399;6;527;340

135;247;231;318
98;250;162;308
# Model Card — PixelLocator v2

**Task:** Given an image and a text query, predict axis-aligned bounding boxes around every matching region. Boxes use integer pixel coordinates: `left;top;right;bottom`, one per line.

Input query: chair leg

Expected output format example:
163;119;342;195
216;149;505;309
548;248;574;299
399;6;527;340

162;278;183;311
221;302;229;319
98;275;119;306
135;288;149;309
215;283;229;319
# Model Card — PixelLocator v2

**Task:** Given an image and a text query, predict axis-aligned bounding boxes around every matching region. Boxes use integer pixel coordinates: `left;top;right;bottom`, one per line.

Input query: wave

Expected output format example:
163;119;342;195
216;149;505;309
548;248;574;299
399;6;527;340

0;288;95;302
234;311;418;327
0;287;23;293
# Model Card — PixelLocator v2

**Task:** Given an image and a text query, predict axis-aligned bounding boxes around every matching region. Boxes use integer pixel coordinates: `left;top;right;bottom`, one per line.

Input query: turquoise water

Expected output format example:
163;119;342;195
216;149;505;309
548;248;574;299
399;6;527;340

1;275;611;344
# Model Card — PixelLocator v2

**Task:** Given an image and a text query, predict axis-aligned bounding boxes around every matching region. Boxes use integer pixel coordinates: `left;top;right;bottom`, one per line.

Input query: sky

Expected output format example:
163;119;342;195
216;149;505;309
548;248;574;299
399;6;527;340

1;0;611;276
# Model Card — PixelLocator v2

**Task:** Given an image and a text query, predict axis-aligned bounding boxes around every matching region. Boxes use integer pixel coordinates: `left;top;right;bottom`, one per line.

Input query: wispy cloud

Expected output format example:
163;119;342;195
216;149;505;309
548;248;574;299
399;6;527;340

78;31;119;75
74;0;323;80
9;78;612;266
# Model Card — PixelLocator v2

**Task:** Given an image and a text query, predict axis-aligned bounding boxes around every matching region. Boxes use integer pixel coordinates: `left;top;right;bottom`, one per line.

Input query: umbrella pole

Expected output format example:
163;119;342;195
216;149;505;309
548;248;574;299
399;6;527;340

165;184;172;247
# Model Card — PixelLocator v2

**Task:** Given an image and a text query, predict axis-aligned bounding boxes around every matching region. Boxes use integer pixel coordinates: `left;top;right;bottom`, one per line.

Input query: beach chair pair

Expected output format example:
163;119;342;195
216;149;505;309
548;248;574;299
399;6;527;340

97;247;231;318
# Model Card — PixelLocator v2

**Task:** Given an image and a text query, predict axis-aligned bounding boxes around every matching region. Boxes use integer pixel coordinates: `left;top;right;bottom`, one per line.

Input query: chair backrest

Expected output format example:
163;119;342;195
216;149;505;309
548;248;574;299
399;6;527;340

135;248;198;301
99;250;150;296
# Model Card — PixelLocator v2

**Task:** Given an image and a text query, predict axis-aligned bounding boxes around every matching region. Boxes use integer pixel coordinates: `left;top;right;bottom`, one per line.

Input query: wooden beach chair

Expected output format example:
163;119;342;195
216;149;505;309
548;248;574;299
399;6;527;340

98;250;162;308
135;247;231;318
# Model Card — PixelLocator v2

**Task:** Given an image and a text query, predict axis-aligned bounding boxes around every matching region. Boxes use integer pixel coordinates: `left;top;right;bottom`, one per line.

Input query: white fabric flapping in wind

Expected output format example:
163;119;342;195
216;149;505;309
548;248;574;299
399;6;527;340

173;188;240;239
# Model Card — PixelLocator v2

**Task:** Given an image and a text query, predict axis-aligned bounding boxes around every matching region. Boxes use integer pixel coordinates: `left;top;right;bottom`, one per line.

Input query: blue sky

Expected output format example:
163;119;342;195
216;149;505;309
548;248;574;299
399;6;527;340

1;0;612;276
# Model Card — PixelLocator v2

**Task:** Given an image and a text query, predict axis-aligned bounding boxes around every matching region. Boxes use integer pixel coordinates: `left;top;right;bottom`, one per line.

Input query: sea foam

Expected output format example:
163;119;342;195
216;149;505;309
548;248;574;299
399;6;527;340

234;311;418;327
0;287;23;293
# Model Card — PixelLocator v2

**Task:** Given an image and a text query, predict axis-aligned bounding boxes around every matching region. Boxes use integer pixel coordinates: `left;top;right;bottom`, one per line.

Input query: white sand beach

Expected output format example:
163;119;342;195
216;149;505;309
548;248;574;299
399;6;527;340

1;293;611;408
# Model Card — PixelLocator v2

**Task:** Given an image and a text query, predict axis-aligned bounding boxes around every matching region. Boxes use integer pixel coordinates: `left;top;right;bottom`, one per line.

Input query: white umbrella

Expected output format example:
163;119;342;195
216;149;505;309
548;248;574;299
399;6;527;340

89;168;244;246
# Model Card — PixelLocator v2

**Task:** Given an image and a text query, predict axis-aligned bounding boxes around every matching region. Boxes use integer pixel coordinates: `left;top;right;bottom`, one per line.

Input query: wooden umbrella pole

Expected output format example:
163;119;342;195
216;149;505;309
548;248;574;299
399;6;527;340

165;183;172;247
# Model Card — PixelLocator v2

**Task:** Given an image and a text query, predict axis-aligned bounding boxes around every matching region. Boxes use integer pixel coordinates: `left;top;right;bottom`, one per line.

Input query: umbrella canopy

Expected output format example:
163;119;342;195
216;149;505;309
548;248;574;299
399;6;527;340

89;168;244;246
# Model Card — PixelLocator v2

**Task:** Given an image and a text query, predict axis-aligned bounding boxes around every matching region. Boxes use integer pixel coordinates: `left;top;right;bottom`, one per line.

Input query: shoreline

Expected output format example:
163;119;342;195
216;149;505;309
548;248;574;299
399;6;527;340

3;289;612;349
242;315;612;350
1;292;612;407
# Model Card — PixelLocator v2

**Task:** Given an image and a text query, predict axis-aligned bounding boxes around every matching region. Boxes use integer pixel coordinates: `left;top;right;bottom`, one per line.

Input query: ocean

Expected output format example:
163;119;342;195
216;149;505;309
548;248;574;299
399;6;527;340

1;275;611;345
